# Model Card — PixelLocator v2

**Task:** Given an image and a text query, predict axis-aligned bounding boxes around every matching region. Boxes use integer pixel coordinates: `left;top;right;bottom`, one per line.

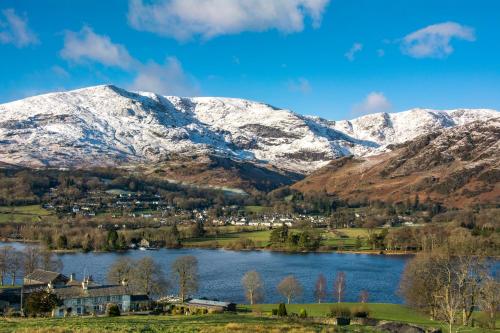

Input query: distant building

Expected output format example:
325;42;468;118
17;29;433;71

51;278;149;317
187;299;236;312
24;269;69;286
23;270;149;317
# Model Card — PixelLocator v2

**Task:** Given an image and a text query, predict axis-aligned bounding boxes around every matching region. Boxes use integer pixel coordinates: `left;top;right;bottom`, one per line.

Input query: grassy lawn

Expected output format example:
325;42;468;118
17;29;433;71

0;313;342;333
243;303;498;333
0;306;496;333
244;206;271;214
243;303;431;322
0;205;54;223
184;227;389;252
183;229;272;247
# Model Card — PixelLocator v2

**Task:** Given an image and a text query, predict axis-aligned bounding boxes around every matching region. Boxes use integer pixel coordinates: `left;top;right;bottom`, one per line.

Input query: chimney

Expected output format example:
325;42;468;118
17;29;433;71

69;273;75;281
82;278;88;290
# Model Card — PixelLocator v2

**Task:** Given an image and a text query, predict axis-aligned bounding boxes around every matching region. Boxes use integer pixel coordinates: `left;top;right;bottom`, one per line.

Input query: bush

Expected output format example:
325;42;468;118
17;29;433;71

4;308;21;317
106;303;121;317
277;303;287;317
352;305;369;318
271;309;278;316
329;305;351;319
299;308;307;318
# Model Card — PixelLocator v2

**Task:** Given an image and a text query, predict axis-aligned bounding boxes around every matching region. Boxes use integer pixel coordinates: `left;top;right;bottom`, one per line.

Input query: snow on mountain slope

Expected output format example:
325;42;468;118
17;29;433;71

0;85;498;174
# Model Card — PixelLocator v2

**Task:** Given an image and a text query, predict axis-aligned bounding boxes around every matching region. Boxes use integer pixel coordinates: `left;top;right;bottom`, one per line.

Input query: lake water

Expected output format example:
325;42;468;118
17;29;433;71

3;242;413;304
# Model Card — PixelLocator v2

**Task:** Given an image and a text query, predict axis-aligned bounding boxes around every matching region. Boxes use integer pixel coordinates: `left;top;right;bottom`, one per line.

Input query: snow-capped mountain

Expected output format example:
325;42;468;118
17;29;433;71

0;85;498;174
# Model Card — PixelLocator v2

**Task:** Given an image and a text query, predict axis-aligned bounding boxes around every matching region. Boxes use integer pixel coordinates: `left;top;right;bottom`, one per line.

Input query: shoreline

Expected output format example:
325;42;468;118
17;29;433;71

1;238;415;255
3;238;498;258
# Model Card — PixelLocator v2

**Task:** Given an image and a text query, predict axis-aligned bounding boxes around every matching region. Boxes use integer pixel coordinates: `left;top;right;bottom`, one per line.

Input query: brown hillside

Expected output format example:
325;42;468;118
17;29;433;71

292;119;500;207
135;154;303;194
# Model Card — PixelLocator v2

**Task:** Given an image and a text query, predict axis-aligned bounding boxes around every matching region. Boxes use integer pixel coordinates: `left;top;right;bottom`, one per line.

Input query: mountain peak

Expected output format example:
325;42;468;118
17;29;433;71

0;86;498;173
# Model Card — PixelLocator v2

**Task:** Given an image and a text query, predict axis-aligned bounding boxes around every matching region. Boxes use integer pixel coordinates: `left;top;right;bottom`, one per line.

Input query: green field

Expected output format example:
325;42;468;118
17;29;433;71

184;229;272;247
184;227;380;251
243;303;498;333
322;228;372;250
244;206;271;214
0;304;497;333
0;205;54;223
243;303;432;323
0;313;343;333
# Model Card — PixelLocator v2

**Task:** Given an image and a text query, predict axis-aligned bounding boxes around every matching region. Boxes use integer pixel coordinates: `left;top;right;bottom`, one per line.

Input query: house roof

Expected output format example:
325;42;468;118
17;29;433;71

24;269;68;284
188;299;233;307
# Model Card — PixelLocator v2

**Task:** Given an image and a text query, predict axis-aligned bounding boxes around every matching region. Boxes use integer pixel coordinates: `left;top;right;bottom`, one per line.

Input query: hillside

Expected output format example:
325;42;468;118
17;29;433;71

292;119;500;207
0;85;497;175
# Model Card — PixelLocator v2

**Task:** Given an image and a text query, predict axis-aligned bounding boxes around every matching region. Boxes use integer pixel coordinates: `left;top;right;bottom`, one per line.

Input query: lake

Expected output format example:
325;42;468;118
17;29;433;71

2;242;412;304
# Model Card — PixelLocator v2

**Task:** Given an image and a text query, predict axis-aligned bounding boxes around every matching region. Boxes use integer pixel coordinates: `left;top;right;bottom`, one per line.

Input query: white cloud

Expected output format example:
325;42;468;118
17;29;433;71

0;8;38;47
344;42;363;61
130;57;200;96
288;77;312;94
127;0;330;40
60;25;199;96
60;26;134;69
51;65;70;78
401;22;475;58
353;92;392;115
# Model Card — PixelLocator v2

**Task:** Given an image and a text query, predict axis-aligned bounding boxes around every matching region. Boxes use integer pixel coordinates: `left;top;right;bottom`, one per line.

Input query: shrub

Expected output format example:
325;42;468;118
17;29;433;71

271;309;278;316
106;303;121;317
329;305;351;318
352;305;369;318
277;303;287;317
5;308;21;317
299;308;307;318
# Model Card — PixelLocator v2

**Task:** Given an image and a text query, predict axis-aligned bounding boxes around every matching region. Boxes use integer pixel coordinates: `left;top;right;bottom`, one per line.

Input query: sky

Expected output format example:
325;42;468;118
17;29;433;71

0;0;499;120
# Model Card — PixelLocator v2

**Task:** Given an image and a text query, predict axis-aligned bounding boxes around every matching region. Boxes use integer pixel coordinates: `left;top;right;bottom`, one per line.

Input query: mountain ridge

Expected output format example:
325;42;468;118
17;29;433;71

0;85;498;174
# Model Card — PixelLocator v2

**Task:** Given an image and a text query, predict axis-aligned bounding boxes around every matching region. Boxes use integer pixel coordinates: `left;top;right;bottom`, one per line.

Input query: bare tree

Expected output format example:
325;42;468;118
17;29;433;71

399;234;488;333
359;289;369;303
432;257;462;333
0;246;13;285
171;255;198;302
334;271;346;303
314;273;327;303
241;270;264;305
40;248;63;272
277;275;302;304
23;245;41;275
107;257;134;284
399;252;440;319
7;250;24;285
478;276;500;329
133;257;168;297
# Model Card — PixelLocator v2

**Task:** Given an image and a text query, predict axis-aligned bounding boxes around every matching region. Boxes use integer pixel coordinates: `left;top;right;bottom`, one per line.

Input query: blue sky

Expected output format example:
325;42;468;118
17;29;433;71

0;0;499;120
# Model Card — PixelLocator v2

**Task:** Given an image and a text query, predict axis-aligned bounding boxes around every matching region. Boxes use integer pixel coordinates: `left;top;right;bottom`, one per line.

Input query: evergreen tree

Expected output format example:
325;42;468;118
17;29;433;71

107;229;119;250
